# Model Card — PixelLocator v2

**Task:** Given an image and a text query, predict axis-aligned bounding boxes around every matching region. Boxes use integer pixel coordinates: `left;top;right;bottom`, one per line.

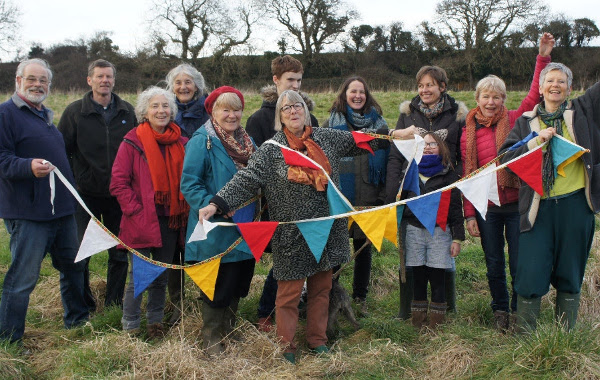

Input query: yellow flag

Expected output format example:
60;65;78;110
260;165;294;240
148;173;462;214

348;216;354;230
383;206;398;247
184;258;221;301
351;208;389;252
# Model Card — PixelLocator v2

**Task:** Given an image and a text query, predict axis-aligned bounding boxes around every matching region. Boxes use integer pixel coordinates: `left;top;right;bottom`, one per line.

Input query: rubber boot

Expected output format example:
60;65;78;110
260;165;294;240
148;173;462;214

555;292;580;331
411;300;428;329
445;270;456;313
201;302;225;355
516;295;541;333
429;302;447;329
224;297;240;339
398;269;414;320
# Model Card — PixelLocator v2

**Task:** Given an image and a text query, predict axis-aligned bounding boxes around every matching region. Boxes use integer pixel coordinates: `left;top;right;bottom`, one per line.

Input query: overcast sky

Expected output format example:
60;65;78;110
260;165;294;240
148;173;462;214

6;0;600;60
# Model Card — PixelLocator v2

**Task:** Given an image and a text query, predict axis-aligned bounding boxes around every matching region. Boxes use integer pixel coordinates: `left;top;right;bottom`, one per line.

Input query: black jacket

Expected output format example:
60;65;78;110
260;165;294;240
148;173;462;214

58;91;137;197
246;85;319;147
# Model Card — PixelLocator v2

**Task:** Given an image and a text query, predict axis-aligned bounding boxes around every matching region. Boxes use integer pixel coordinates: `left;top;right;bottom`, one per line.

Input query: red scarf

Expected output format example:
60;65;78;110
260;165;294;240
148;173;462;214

283;125;332;191
464;106;520;189
136;121;189;229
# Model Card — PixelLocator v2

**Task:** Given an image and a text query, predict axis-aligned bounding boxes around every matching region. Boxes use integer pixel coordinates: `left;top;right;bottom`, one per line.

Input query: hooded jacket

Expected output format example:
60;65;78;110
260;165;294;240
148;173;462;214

245;85;319;147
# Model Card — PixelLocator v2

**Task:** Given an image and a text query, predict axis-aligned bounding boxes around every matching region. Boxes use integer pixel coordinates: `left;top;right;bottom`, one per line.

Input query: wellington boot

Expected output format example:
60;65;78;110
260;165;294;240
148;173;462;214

398;269;414;320
515;295;541;333
555;292;580;331
201;302;226;355
429;302;447;329
445;270;456;313
224;297;240;339
411;300;428;329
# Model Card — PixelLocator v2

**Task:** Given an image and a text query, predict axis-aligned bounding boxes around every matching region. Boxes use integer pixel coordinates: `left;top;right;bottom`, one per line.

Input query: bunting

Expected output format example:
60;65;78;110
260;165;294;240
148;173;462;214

508;148;543;195
75;218;118;262
436;190;452;231
237;221;279;261
393;134;425;164
407;191;441;236
551;135;586;177
383;206;399;247
351;131;376;155
297;219;335;262
350;208;390;251
327;181;354;215
402;160;421;196
133;254;167;298
280;147;320;170
456;170;494;219
184;257;221;301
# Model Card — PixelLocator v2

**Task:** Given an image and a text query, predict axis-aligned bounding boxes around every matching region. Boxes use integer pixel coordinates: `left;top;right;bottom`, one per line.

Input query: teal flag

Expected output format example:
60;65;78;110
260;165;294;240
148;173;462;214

550;136;586;178
297;219;335;263
327;181;353;215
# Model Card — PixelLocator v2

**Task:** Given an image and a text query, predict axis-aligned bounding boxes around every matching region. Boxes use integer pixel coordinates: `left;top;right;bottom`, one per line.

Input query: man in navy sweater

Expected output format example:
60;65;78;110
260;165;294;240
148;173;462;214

0;59;88;344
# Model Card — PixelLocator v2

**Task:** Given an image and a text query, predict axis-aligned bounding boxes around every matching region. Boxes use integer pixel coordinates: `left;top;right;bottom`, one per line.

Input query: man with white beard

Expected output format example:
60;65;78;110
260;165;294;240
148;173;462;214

0;59;89;345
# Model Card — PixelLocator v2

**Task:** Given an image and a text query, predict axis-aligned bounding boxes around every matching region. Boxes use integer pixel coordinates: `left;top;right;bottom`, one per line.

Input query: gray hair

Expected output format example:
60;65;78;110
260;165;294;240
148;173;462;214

540;62;573;89
274;90;311;131
88;59;116;78
135;86;178;122
15;58;53;91
165;63;206;97
475;75;507;101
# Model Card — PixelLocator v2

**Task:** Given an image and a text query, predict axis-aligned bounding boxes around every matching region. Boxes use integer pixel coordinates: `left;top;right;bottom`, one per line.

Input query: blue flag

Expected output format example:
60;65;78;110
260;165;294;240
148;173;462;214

407;192;442;236
402;159;421;196
508;131;538;151
133;254;167;298
297;219;335;263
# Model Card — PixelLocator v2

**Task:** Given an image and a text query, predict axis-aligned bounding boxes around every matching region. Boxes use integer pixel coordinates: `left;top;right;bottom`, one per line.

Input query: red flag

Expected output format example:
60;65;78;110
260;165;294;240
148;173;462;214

351;131;375;155
237;221;279;261
436;190;452;231
507;149;543;195
280;147;320;170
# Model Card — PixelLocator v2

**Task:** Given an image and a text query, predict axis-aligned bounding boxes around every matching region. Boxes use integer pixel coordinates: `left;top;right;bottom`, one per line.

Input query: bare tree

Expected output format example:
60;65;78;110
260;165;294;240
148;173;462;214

264;0;357;63
0;0;20;54
150;0;256;62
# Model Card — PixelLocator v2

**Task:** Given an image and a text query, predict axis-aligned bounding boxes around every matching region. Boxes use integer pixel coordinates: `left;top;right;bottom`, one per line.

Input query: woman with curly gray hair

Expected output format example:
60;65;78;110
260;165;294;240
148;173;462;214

166;63;209;138
110;86;188;339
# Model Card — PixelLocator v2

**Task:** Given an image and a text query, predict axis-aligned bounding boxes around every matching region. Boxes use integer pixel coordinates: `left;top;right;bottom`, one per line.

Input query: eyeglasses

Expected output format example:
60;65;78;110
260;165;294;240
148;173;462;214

280;103;304;114
22;76;50;86
424;142;439;148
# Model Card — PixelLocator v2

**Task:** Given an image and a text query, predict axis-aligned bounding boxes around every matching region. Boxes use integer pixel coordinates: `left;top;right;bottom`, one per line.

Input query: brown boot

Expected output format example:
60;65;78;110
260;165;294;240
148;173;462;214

493;310;510;333
411;300;428;329
429;302;447;329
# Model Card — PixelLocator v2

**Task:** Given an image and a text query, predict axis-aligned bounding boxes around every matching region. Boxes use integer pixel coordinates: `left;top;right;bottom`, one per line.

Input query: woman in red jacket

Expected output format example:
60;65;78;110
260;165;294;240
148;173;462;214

460;33;554;331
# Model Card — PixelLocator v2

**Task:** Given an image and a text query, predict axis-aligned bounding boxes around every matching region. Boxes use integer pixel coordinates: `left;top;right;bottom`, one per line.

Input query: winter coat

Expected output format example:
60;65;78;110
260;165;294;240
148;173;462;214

181;122;254;263
110;127;188;248
210;128;385;281
58;91;137;197
396;93;468;168
499;80;600;232
175;94;209;139
461;54;551;219
245;85;319;147
0;93;76;221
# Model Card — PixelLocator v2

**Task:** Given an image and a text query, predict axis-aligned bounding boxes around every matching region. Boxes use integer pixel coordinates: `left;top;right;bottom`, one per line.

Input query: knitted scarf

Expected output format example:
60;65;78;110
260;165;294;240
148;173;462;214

136;121;189;229
418;94;445;120
329;105;389;185
418;154;444;177
283;125;332;191
464;106;520;189
212;119;255;169
538;100;568;195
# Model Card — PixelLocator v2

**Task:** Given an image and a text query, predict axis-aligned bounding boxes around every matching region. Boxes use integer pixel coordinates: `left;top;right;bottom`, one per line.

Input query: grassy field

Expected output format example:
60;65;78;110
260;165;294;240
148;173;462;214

1;91;599;379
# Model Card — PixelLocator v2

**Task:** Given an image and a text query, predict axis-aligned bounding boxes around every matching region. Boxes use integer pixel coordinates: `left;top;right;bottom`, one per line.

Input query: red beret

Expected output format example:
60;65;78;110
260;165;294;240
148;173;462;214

204;86;244;115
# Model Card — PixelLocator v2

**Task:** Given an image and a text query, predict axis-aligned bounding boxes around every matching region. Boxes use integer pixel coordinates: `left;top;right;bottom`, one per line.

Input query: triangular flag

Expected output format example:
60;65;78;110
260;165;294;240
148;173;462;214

232;201;256;224
351;131;375;155
383;206;399;247
396;204;405;227
132;254;167;298
508;131;538;151
237;221;279;261
184;258;221;301
297;219;335;262
75;218;118;262
436;190;452;231
551;136;586;178
327;181;353;215
187;219;218;243
508;149;543;195
351;208;389;251
484;164;501;206
401;159;421;196
407;192;441;236
280;147;320;170
393;134;425;164
456;171;494;219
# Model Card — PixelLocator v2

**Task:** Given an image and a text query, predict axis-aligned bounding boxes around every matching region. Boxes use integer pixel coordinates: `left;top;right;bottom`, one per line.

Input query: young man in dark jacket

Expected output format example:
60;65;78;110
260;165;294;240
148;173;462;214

58;59;137;311
245;55;319;332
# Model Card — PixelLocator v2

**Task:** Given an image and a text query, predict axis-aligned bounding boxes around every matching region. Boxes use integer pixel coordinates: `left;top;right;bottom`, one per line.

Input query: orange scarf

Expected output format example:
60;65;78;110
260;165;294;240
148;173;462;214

283;125;332;191
464;106;520;189
136;121;189;229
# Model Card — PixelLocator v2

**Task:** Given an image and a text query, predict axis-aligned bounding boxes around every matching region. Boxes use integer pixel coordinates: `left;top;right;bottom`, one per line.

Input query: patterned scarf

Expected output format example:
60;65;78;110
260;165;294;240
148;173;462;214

418;94;445;120
136;121;189;229
212;119;256;169
418;154;444;177
283;125;332;191
464;106;520;189
538;100;568;194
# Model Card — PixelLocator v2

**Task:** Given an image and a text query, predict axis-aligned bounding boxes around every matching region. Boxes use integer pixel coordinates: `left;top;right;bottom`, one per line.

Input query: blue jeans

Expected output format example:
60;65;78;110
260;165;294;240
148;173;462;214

0;216;88;342
476;209;519;312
